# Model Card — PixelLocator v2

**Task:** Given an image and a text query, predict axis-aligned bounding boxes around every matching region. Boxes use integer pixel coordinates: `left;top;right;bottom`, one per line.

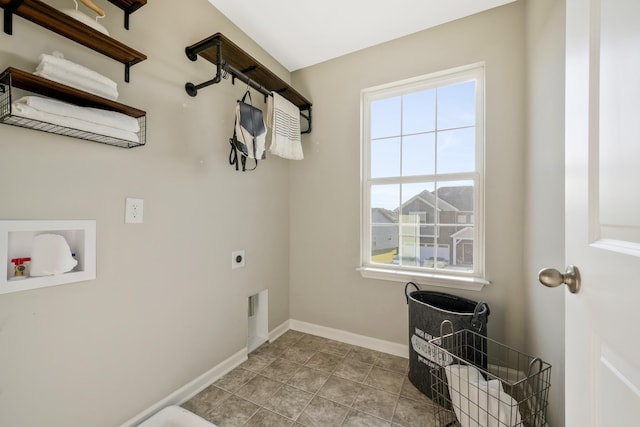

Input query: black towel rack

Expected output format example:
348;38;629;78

185;33;312;134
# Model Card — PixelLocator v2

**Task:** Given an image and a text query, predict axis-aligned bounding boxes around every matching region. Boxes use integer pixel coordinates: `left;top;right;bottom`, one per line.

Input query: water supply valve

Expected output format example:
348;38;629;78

10;257;31;279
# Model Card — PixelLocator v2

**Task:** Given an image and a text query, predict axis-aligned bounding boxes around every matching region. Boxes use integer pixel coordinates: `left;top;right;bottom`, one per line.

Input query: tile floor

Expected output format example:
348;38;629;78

182;330;436;427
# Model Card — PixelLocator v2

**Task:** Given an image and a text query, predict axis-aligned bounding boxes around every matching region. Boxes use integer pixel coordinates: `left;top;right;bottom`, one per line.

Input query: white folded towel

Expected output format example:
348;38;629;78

267;92;304;160
18;96;139;133
444;364;522;427
35;52;119;100
12;98;139;143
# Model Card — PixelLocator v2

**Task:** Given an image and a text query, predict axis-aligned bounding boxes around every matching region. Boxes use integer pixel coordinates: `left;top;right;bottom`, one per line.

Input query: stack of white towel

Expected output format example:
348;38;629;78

34;51;119;100
9;51;139;142
12;96;140;142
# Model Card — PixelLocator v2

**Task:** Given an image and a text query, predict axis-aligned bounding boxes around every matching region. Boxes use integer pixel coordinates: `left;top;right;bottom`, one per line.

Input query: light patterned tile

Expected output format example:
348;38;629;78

317;375;362;406
181;385;231;417
244;408;294;427
263;385;314;420
275;330;306;347
342;410;392;427
251;342;287;362
334;358;373;383
261;358;302;383
392;396;436;427
346;347;383;365
287;366;330;394
321;339;353;358
375;353;409;374
241;354;272;373
305;352;341;373
214;368;256;393
364;367;405;394
281;346;316;364
296;396;349;426
236;374;283;405
204;395;259;427
400;377;433;404
352;386;399;421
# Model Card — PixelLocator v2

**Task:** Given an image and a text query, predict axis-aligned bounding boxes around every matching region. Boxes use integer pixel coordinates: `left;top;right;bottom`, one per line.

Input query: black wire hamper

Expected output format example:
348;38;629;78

404;282;490;400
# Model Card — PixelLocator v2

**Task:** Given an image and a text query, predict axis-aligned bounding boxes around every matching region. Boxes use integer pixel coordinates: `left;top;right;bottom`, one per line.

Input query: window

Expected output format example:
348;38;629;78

360;64;487;289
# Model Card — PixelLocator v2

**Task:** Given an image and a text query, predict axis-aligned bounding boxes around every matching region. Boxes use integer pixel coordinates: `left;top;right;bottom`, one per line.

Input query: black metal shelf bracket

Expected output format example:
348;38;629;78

123;2;144;30
3;0;24;35
185;38;223;97
184;35;312;134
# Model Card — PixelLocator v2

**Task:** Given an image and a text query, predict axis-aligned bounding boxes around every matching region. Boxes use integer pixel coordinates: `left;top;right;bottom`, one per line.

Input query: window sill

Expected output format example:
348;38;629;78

357;266;489;291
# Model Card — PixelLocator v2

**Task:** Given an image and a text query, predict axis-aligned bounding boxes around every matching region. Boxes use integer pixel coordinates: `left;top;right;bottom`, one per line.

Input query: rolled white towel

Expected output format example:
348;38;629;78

35;52;119;100
17;96;139;133
444;364;522;427
12;100;139;143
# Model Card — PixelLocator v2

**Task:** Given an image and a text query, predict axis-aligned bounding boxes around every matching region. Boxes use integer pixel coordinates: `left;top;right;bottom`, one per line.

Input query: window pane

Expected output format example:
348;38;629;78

371;185;400;264
435;181;474;219
402;133;435;177
371;184;400;212
371;224;398;265
401;183;436;225
446;225;474;272
437;127;475;174
437;80;476;130
371;137;400;178
422;239;450;269
435;181;474;273
362;65;484;279
399;214;421;266
371;96;401;138
403;89;436;134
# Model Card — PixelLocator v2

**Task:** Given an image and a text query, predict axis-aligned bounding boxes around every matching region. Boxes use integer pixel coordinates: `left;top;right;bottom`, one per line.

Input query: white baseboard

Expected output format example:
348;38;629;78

119;347;247;427
268;319;290;342
120;319;408;426
289;319;409;358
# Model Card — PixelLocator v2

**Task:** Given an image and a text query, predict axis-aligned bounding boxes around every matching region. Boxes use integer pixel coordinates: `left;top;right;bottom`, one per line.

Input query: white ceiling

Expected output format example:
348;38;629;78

207;0;518;71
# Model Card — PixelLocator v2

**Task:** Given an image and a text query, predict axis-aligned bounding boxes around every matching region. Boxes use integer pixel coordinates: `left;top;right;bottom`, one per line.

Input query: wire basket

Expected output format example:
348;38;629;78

428;324;551;427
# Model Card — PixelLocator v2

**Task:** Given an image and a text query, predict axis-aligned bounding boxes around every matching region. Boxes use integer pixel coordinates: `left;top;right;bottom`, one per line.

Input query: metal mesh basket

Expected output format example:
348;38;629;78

429;326;551;427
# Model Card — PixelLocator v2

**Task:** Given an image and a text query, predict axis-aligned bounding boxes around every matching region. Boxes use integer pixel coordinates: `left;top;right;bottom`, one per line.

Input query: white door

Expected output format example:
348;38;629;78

564;0;640;425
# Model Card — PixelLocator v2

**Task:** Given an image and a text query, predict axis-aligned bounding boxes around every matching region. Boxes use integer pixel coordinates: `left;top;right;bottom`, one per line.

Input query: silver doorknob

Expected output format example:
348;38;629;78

538;265;581;294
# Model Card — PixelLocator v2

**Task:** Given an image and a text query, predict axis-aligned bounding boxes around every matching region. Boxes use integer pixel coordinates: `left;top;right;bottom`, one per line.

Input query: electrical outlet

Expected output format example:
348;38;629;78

125;198;144;224
232;250;245;269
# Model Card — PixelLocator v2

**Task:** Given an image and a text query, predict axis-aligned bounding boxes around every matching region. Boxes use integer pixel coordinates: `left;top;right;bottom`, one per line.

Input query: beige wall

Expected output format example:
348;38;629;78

0;0;568;425
290;3;527;350
0;1;294;425
524;0;566;426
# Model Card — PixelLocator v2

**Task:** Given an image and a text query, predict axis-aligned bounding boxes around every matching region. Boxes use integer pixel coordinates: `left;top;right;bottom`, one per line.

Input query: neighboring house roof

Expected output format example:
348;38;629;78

373;186;473;224
402;190;458;212
450;226;474;239
436;186;474;211
371;208;398;223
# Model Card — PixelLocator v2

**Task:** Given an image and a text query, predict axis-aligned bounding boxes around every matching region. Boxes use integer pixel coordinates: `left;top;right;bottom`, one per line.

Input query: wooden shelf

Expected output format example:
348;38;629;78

185;33;312;133
0;67;146;148
0;0;146;81
5;67;144;117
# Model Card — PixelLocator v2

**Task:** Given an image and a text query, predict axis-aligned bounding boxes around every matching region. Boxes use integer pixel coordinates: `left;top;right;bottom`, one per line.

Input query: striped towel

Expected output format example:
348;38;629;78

267;92;303;160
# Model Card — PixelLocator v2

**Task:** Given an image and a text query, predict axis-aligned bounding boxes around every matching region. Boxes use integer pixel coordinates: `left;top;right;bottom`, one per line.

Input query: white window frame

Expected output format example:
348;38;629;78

358;63;489;291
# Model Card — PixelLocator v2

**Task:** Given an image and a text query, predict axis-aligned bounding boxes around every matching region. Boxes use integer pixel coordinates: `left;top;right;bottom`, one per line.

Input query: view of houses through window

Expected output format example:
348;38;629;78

362;64;484;278
371;181;475;272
